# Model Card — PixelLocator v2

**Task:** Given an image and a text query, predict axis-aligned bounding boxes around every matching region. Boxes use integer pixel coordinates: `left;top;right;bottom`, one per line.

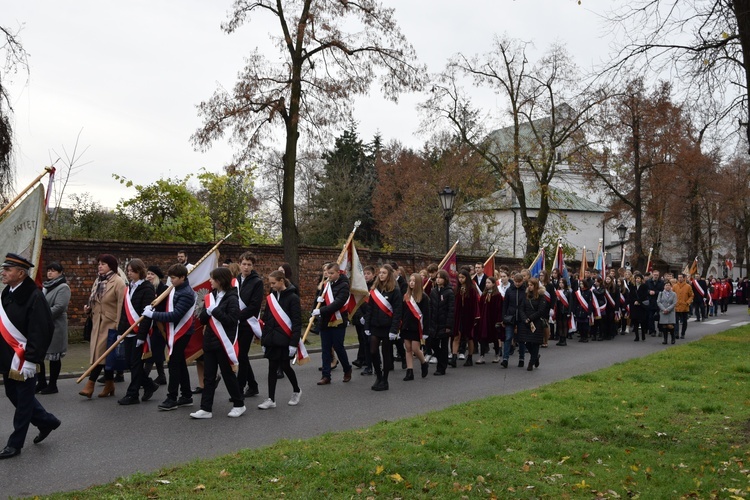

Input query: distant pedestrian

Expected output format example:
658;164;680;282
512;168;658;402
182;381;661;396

38;262;70;395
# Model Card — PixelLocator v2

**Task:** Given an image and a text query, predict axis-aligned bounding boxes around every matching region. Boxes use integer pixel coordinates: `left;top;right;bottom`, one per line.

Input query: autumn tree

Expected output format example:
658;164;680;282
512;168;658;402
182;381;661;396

422;36;606;262
718;153;750;272
192;0;424;277
0;24;28;202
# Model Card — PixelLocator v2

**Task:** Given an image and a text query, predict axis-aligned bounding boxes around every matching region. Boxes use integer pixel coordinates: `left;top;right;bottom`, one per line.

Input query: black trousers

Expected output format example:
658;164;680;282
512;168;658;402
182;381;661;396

200;348;244;412
124;336;152;398
370;335;393;377
692;298;706;320
237;329;258;392
676;312;689;336
3;374;59;449
267;357;300;401
431;336;449;372
167;334;192;401
354;320;372;368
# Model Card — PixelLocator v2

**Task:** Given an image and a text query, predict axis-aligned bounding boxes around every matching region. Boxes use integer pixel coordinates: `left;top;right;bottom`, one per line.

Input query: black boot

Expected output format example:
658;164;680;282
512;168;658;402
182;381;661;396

373;371;389;391
449;354;457;368
403;369;414;381
421;362;429;378
556;337;567;346
463;355;473;367
670;330;675;344
662;330;668;344
371;366;383;390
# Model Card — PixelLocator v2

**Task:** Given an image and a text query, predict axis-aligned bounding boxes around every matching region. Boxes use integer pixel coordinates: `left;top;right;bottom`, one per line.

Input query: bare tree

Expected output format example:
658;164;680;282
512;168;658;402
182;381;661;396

0;24;28;203
192;0;424;276
422;36;607;262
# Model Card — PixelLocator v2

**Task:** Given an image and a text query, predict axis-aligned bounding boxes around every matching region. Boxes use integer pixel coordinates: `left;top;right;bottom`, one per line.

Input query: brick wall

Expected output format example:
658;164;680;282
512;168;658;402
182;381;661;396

41;238;522;326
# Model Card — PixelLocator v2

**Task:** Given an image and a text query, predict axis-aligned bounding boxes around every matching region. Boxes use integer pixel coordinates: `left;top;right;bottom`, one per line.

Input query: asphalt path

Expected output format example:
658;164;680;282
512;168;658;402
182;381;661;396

1;306;748;497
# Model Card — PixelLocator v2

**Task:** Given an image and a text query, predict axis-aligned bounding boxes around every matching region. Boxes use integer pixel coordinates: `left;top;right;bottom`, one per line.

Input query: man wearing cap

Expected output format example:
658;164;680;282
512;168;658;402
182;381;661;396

0;253;61;459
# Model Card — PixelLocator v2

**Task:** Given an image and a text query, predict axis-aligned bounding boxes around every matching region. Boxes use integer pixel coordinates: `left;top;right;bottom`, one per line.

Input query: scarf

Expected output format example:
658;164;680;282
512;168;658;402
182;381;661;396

43;274;67;291
91;271;114;305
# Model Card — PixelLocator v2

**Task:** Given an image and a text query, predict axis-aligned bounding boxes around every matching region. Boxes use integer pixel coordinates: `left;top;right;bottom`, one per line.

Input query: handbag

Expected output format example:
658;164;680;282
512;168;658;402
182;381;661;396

503;314;515;325
83;316;93;342
105;328;127;371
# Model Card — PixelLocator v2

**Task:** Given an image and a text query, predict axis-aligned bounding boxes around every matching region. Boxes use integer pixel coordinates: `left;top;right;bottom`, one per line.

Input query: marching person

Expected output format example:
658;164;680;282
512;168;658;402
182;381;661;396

79;254;126;399
428;269;454;376
365;265;403;391
143;264;196;411
235;252;262;397
117;259;158;406
673;273;693;339
352;265;376;375
258;270;302;409
143;266;168;385
452;269;479;367
477;276;503;363
190;267;245;419
38;262;71;394
658;280;678;345
401;273;429;380
518;278;548;371
501;273;527;368
554;277;572;346
630;272;650;341
0;253;61;459
313;262;353;385
572;278;593;343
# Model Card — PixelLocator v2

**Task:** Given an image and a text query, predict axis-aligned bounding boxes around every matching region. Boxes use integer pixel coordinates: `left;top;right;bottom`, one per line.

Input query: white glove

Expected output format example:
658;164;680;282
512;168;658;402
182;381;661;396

136;339;145;347
360;317;365;325
389;332;398;341
423;335;429;340
142;305;154;318
316;296;325;303
365;330;371;336
20;364;36;380
288;346;298;358
311;309;320;317
206;304;216;316
261;346;266;353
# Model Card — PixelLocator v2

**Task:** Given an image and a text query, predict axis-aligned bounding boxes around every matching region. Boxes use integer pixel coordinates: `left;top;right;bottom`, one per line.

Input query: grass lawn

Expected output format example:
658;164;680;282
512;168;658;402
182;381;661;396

48;327;750;499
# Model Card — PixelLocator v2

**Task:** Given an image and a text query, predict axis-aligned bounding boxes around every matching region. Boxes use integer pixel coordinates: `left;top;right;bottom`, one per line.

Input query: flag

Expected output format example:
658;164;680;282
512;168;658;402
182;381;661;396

183;250;220;362
553;243;569;285
528;249;545;278
483;251;496;279
688;256;698;276
726;258;734;271
645;247;653;274
339;239;369;315
296;339;310;364
0;184;46;285
579;246;588;278
593;240;604;274
441;247;458;289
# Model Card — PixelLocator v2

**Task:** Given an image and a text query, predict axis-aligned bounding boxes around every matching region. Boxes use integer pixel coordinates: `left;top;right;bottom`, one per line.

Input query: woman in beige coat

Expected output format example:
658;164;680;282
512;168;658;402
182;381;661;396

79;254;126;398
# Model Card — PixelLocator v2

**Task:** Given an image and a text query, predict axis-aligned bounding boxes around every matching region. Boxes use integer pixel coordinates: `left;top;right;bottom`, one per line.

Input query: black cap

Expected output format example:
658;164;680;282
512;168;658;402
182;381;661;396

2;253;34;270
147;265;164;280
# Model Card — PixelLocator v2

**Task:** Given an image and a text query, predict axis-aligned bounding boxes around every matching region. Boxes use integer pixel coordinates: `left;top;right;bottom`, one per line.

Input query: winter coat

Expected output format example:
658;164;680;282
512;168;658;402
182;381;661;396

630;283;650;323
151;279;196;336
43;278;70;355
117;280;155;341
319;274;350;329
453;284;479;339
199;288;240;352
429;284;455;339
400;293;429;339
237;270;264;334
672;281;694;313
0;277;53;371
365;286;402;337
261;285;301;349
646;278;664;310
89;272;127;364
477;292;503;342
657;290;677;325
502;282;526;325
517;294;547;344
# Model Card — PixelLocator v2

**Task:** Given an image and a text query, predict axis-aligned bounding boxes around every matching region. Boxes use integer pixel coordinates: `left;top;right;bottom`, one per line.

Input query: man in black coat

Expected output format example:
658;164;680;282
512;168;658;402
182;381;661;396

313;263;353;385
236;252;263;397
646;271;664;336
0;253;61;459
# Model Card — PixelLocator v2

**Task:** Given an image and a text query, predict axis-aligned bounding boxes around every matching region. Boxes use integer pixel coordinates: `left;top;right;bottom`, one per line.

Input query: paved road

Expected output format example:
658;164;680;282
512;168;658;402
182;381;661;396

1;307;748;497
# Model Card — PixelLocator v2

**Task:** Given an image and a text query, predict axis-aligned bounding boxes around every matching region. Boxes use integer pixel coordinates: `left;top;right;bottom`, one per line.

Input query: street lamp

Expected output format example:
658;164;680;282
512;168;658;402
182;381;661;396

438;186;457;253
616;223;628;267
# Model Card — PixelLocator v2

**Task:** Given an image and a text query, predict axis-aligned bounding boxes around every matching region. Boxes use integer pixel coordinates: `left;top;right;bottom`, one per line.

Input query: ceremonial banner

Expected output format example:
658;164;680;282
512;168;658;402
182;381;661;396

339;239;369;315
579;246;588;278
528;249;545;278
553;243;569;285
0;184;45;286
688;256;698;277
593;240;604;274
441;247;458;289
183;250;219;362
483;250;496;279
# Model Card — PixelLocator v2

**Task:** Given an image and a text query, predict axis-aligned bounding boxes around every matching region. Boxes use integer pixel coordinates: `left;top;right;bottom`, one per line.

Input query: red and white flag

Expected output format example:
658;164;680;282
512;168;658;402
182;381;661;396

339;239;369;315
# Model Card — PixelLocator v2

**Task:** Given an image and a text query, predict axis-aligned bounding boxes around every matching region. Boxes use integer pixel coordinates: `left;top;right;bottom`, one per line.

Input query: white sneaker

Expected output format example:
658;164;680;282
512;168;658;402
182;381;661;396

189;409;212;419
424;355;433;363
492;355;501;364
476;355;486;364
258;398;276;410
458;353;466;360
429;356;437;364
288;391;301;406
228;406;246;418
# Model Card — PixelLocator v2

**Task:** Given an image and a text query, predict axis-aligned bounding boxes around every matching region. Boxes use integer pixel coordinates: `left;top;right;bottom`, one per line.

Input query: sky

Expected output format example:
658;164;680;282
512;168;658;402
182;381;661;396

3;0;615;209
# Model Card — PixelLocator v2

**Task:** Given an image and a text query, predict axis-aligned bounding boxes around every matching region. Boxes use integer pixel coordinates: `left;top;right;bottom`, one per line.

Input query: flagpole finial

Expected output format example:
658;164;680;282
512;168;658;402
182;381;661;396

599;238;603;243
222;232;233;241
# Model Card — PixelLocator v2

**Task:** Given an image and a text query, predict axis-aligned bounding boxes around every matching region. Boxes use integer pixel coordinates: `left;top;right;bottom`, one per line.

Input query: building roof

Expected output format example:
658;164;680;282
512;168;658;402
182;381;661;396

464;185;608;213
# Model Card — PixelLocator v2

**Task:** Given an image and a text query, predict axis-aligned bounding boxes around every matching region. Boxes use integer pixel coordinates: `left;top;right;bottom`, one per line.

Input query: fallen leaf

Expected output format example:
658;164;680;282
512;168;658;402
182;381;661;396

194;484;205;492
155;480;170;484
219;470;230;478
389;473;404;483
375;465;384;475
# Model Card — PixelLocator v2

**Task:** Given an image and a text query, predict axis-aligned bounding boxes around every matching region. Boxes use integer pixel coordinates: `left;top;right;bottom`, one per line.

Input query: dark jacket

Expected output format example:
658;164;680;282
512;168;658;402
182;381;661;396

646;278;664;310
200;288;240;351
261;285;301;349
572;288;593;321
151;279;196;336
630;283;650;322
118;280;156;341
237;270;264;331
517;294;547;344
0;277;53;371
429;284;455;338
319;274;350;329
366;286;402;336
502;281;526;325
400;293;429;336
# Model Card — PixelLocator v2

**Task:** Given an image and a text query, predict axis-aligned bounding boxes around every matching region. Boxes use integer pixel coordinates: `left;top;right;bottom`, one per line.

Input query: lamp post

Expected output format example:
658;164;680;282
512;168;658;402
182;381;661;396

616;222;628;268
438;186;457;253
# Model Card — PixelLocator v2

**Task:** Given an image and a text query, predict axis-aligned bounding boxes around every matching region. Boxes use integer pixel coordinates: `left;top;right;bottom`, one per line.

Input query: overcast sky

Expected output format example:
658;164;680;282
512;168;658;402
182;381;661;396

4;0;614;208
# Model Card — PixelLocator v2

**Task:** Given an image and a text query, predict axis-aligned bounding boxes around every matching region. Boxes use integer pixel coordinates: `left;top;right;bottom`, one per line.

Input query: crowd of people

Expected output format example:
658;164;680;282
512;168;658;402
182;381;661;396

1;247;748;459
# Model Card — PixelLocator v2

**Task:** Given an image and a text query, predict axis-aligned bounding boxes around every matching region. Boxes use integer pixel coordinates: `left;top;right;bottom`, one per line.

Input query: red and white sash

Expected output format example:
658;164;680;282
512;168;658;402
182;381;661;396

324;281;345;326
574;290;589;313
0;300;29;378
123;290;141;335
370;288;393;317
604;290;616;308
592;291;603;318
205;293;239;368
267;292;293;338
555;289;569;307
406;296;424;338
691;279;706;297
233;278;263;339
543;289;552;303
166;287;195;357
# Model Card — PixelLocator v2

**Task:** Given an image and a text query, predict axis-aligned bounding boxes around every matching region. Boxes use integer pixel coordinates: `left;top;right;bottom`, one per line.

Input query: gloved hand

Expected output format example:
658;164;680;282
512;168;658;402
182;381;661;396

136;339;145;348
360;317;365;325
365;330;371;336
311;309;320;317
423;335;429;340
20;364;36;381
142;305;154;318
206;304;216;316
316;296;325;303
388;332;398;341
288;346;298;358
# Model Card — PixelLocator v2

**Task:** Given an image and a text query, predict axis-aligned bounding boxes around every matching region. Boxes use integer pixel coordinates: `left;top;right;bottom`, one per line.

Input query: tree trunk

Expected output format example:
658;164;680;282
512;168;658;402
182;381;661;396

732;0;750;153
